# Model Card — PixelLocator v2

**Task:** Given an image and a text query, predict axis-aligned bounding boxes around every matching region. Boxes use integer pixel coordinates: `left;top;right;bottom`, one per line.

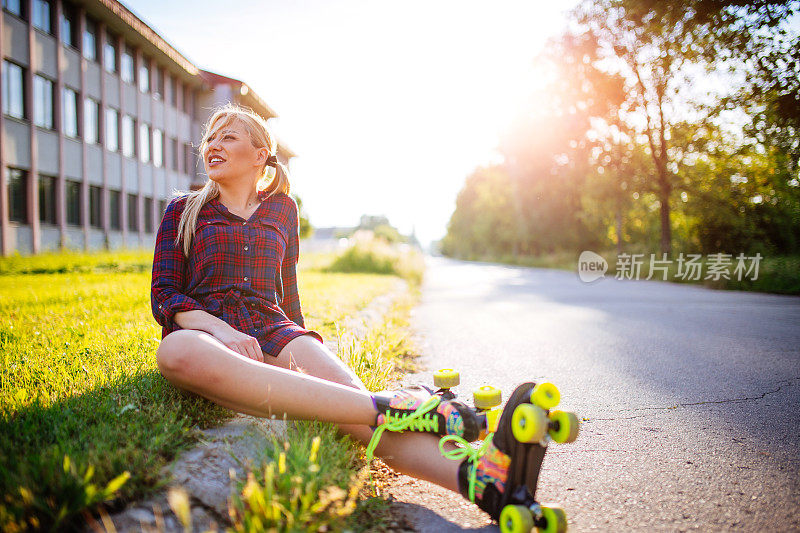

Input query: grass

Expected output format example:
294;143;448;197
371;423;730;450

0;248;413;531
225;285;421;532
459;250;800;295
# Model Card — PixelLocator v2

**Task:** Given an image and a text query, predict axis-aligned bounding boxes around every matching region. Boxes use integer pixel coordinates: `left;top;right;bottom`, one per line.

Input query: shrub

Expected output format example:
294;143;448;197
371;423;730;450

326;239;424;286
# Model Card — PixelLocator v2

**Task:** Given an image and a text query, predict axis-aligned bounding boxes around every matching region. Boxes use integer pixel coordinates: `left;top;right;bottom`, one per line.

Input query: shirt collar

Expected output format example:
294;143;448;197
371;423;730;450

207;192;268;223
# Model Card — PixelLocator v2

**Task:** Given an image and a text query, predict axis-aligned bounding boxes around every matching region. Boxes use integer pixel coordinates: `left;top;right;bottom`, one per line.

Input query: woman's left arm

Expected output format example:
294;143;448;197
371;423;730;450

279;197;306;327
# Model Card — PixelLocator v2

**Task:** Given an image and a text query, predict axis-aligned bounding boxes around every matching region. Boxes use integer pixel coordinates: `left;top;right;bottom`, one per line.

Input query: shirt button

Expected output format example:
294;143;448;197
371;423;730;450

243;276;249;282
244;246;249;251
242;221;247;226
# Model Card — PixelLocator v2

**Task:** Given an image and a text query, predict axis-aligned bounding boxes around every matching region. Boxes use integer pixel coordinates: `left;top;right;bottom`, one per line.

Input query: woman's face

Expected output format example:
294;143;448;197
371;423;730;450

202;119;266;185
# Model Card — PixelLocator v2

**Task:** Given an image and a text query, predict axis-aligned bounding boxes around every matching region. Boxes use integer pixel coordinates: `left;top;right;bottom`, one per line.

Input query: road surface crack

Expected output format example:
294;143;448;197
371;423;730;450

589;376;800;421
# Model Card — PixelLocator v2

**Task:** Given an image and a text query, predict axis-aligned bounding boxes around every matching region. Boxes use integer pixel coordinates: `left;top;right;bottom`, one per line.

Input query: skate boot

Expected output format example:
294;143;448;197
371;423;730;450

371;371;504;438
371;384;483;441
446;382;580;533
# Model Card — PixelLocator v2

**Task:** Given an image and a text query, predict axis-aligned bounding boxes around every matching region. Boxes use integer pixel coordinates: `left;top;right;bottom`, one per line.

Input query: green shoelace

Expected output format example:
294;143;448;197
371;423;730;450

439;433;494;503
364;394;495;504
364;395;442;464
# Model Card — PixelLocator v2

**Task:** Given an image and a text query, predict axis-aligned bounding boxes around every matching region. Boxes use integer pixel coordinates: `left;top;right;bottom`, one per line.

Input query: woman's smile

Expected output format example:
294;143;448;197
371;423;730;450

207;154;226;167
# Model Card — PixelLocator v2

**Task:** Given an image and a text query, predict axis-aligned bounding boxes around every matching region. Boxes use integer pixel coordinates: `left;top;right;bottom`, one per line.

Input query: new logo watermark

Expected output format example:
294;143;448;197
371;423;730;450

578;251;608;282
577;251;762;283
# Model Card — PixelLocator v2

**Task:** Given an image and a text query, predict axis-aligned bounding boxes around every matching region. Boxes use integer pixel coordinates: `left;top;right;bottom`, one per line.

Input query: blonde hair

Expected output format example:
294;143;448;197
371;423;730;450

175;103;291;256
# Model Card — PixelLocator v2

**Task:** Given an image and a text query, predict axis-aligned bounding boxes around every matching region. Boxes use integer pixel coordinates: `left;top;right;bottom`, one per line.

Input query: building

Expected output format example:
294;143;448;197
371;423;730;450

0;0;293;255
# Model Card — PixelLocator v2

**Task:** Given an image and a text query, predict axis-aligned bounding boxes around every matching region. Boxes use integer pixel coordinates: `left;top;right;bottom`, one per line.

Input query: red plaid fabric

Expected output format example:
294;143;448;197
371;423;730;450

151;191;322;357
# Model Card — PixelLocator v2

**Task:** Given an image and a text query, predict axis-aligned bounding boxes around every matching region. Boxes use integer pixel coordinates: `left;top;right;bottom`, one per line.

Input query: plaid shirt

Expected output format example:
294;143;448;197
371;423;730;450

151;191;321;356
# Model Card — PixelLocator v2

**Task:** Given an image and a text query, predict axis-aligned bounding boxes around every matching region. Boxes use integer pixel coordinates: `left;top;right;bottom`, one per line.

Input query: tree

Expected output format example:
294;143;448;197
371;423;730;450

572;0;730;255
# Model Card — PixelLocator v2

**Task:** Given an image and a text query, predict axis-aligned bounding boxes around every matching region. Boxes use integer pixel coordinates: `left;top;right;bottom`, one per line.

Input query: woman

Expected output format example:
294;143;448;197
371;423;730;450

151;104;556;529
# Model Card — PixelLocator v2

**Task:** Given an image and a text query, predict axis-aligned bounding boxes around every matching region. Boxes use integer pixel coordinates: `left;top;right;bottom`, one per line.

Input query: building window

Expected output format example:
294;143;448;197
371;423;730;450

89;185;102;228
144;197;153;233
139;123;150;163
33;75;54;129
127;193;138;231
152;129;164;167
183;142;195;175
38;175;56;224
83;98;99;144
159;199;167;217
122;115;135;157
138;59;150;93
183;86;192;115
103;32;117;73
121;46;134;84
32;0;51;33
60;3;77;48
170;137;179;171
2;61;25;119
109;189;121;230
153;67;164;100
3;0;24;18
65;180;81;225
105;108;119;151
62;87;78;138
164;75;172;106
83;17;97;61
7;168;28;223
172;78;183;111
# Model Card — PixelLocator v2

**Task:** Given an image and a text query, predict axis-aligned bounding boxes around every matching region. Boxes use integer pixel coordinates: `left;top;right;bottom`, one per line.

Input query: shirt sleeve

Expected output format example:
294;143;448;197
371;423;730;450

278;196;306;327
151;196;206;331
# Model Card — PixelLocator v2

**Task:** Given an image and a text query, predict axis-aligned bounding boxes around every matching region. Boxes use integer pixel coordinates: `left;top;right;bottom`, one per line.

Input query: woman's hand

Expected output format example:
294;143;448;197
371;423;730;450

173;309;264;362
212;324;264;362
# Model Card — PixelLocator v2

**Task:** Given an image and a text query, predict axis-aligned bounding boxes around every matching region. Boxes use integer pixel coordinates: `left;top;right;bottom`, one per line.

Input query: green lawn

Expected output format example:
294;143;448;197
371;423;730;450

0;250;400;531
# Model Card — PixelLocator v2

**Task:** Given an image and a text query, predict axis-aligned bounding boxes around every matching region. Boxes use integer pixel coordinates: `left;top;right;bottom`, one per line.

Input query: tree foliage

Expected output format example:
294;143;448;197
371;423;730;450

443;0;800;260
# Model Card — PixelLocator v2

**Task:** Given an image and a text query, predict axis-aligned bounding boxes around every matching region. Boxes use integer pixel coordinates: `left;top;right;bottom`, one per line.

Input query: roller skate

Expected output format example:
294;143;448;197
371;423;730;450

446;382;579;533
371;369;503;442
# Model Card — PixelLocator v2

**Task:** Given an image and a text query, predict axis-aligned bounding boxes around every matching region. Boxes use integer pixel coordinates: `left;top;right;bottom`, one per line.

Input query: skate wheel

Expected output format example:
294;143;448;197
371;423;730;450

485;406;502;433
433;368;460;388
511;404;548;443
548;410;580;443
538;505;567;533
531;382;560;410
473;385;502;409
500;504;534;533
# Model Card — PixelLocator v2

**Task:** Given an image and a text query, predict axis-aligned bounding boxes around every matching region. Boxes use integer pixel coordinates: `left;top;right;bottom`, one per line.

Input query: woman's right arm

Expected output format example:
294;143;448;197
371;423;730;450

151;197;263;362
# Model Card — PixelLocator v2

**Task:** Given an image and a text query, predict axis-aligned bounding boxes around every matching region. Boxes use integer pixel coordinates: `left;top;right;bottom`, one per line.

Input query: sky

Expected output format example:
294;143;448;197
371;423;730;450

126;0;578;245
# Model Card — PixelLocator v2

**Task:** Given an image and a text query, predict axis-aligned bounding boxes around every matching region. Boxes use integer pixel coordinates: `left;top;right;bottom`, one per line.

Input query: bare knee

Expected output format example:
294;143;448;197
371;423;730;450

156;330;203;379
278;335;365;390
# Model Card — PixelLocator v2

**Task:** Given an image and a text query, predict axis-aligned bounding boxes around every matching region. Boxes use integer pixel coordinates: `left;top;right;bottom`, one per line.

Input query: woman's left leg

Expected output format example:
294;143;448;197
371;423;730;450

272;335;461;489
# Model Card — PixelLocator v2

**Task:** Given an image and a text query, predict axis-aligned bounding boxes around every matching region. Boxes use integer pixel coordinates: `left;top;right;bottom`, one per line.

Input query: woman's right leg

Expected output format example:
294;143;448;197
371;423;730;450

156;329;377;425
156;329;461;491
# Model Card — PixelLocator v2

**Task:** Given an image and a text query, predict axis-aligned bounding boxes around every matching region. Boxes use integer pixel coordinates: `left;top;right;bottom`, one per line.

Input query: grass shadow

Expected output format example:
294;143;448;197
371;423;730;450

0;369;228;532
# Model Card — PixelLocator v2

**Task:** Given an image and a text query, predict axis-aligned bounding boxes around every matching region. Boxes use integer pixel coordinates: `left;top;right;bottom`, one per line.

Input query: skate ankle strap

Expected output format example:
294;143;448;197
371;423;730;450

364;395;442;464
438;433;494;503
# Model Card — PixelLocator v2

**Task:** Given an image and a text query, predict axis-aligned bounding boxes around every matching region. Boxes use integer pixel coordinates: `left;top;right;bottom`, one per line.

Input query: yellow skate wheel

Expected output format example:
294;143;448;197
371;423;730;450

433;368;460;388
548;410;580;443
538;505;567;533
473;385;502;409
485;406;502;433
500;504;534;533
511;404;548;443
531;382;560;410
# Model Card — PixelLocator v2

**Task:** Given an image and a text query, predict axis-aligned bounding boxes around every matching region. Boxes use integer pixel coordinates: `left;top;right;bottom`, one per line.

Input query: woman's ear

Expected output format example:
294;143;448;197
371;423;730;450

255;147;269;167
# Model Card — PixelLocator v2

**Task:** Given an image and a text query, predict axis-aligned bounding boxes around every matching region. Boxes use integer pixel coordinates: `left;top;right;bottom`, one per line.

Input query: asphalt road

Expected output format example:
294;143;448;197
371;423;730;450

386;256;800;532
